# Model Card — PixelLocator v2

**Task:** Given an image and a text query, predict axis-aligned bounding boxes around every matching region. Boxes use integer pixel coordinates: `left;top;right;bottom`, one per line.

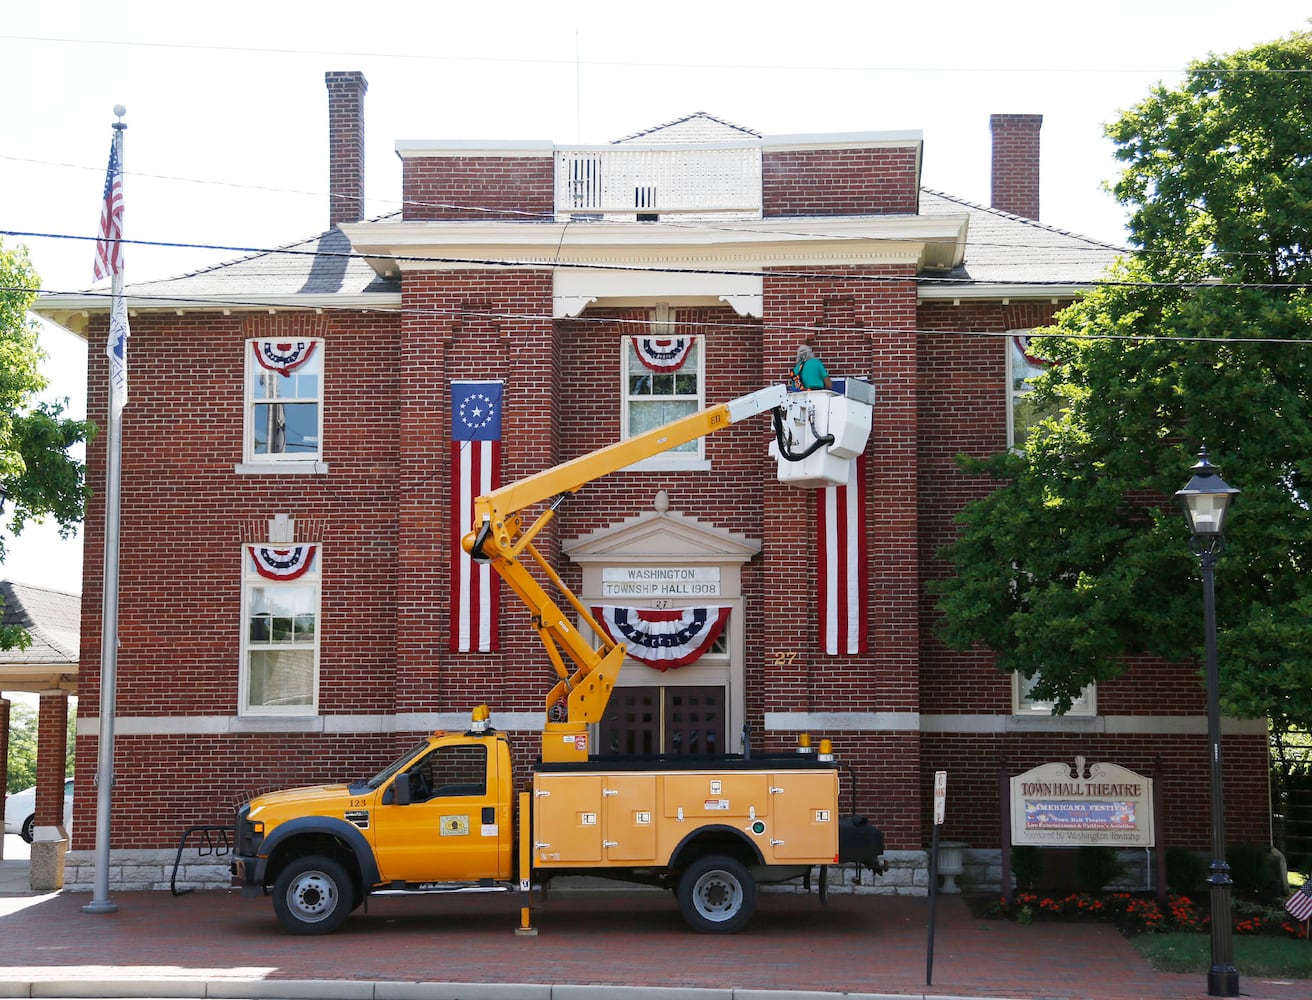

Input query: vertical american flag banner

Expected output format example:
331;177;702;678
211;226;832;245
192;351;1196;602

450;380;503;652
817;454;868;654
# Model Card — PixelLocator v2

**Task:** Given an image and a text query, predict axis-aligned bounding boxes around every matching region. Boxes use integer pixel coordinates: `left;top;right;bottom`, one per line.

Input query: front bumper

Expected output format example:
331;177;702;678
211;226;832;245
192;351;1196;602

230;854;269;896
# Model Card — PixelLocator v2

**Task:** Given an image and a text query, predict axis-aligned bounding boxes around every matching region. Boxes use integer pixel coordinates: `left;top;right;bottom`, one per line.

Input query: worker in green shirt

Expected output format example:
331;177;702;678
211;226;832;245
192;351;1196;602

792;343;833;390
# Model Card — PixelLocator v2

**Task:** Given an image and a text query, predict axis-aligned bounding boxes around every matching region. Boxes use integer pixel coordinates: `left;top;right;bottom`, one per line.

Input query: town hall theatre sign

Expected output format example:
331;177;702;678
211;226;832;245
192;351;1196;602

1010;757;1154;847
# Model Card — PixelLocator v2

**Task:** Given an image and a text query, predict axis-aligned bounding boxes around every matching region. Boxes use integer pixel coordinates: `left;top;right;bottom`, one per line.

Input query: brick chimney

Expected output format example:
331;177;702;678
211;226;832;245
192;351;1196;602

326;71;368;227
990;113;1042;221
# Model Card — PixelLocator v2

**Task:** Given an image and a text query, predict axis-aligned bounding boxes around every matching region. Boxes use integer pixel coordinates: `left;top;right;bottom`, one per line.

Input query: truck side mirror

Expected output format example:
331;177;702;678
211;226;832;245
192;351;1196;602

393;776;411;806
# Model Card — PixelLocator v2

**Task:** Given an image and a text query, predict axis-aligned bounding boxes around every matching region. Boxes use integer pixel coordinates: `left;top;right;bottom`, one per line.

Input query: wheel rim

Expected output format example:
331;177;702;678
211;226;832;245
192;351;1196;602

285;869;340;923
691;867;742;923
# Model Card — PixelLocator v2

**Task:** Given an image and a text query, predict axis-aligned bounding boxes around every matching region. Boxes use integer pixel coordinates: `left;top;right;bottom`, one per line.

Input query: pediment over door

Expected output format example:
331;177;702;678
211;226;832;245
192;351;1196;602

563;493;760;570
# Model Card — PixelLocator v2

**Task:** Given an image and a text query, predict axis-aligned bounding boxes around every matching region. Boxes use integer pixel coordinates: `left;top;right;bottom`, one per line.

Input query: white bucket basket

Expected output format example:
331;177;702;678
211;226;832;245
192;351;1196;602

770;380;874;488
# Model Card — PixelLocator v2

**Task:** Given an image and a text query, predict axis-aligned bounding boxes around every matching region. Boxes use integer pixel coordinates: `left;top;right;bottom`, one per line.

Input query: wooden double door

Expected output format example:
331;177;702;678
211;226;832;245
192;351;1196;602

598;685;726;757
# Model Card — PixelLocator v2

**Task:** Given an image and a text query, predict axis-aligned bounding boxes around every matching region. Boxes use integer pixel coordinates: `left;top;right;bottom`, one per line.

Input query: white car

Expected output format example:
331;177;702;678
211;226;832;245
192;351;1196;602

4;777;73;843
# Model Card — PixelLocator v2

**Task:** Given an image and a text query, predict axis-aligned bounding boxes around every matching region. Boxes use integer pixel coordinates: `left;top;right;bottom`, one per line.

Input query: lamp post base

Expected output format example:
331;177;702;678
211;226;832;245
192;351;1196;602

1207;966;1239;998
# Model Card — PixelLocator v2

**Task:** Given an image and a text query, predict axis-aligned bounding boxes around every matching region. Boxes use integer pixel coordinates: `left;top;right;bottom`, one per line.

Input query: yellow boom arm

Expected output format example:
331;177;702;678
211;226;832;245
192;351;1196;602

463;385;788;762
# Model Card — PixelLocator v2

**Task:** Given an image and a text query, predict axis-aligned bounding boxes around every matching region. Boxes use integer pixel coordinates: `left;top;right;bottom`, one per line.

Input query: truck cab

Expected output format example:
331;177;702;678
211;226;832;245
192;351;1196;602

233;722;516;934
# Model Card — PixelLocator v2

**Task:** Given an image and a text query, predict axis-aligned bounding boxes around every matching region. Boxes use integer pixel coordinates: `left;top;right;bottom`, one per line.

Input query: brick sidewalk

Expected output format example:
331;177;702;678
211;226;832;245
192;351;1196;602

0;887;1306;999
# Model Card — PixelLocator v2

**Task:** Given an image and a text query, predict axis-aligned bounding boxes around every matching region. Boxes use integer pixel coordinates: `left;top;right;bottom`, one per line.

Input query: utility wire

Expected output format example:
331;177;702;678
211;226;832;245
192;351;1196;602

5;33;1299;76
6;283;1310;347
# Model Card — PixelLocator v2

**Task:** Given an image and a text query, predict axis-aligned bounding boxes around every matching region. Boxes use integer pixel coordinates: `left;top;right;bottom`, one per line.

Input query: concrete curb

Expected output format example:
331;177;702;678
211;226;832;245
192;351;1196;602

0;981;1025;1000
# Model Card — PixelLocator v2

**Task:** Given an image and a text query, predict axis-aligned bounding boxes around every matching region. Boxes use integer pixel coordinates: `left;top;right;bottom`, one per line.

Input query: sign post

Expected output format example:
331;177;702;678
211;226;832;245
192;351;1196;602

927;770;946;985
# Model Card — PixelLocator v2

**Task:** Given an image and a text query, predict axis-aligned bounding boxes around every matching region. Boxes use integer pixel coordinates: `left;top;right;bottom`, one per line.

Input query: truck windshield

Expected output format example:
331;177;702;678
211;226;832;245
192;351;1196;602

363;740;430;790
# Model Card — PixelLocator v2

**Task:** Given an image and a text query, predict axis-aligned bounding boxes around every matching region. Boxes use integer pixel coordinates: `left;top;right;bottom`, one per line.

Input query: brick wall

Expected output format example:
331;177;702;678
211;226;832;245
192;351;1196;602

763;145;920;216
402;157;554;221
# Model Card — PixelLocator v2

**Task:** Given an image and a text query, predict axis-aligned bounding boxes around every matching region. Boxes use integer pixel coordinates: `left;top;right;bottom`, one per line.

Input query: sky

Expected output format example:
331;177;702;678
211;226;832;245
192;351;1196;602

0;0;1308;597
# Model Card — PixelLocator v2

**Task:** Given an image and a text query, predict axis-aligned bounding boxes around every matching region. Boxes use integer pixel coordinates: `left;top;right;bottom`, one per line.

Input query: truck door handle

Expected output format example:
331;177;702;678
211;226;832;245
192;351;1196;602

771;838;785;846
602;788;618;797
603;840;618;848
769;786;784;795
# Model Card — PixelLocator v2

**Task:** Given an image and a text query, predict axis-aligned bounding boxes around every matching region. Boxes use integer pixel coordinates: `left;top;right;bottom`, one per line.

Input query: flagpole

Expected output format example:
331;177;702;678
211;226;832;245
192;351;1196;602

83;105;127;915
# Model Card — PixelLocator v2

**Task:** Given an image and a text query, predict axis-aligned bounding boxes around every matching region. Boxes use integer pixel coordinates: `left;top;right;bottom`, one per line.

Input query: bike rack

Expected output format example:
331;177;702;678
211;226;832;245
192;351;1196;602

170;824;234;896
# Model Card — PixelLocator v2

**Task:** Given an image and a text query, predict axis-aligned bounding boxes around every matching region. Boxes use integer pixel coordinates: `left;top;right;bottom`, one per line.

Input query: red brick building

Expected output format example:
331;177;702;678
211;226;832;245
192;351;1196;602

36;72;1270;892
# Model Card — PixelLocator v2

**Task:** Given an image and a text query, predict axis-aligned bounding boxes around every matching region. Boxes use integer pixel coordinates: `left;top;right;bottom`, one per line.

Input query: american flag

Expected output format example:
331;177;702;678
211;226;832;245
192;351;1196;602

818;454;868;654
93;140;124;281
450;381;503;652
1287;882;1312;922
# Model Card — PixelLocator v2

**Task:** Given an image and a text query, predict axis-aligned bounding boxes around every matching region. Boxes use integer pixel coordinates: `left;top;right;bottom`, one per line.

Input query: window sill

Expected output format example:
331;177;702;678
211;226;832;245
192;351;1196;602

621;456;712;474
232;713;322;732
235;461;329;475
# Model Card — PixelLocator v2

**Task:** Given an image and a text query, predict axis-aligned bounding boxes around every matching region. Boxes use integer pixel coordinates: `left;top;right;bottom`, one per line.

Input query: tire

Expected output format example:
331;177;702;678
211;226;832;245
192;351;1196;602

20;815;35;844
271;855;353;935
676;854;757;934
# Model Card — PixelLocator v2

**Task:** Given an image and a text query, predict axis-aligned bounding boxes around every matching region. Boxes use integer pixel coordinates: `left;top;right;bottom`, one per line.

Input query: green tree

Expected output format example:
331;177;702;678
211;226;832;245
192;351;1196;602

0;237;91;651
4;699;75;792
934;31;1312;733
5;701;37;793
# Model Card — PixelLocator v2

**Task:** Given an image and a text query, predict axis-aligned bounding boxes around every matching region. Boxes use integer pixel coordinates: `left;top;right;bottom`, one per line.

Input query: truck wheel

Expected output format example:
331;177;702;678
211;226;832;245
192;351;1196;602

676;854;757;934
272;855;352;935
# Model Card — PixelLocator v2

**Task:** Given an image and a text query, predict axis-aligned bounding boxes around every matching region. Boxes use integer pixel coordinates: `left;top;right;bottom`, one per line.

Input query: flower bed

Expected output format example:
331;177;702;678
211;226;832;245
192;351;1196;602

985;891;1310;940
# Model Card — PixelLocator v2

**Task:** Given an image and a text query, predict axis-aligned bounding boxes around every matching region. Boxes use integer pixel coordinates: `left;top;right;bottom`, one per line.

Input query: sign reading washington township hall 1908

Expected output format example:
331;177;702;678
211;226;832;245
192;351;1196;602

1010;756;1154;848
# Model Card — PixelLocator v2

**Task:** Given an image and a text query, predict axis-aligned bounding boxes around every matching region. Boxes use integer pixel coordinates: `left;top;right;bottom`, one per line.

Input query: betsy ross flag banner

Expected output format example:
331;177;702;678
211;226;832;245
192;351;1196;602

450;381;503;652
818;454;868;654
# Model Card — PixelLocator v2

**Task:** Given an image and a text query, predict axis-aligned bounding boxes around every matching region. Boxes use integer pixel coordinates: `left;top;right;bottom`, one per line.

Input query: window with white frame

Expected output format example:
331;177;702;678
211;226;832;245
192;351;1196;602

245;340;323;463
241;543;320;715
1013;671;1096;717
623;306;704;464
1007;332;1058;450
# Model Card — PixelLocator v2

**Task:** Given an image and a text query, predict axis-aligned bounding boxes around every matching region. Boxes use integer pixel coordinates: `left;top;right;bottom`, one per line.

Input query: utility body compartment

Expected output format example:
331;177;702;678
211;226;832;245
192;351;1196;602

531;754;841;869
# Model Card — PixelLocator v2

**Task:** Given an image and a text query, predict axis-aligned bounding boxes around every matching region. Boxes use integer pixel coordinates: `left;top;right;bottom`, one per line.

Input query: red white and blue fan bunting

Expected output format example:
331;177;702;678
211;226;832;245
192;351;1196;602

1014;334;1055;367
632;337;695;373
253;340;317;376
248;544;317;581
591;605;730;670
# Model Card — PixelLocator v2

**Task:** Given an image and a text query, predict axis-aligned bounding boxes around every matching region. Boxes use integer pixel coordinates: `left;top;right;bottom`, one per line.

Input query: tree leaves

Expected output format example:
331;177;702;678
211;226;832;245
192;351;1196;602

934;31;1312;729
0;238;91;573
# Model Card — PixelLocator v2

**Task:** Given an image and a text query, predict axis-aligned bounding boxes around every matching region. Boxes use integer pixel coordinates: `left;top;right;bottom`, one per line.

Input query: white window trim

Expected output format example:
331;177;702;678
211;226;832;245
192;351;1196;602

621;312;706;464
239;547;322;718
242;338;325;466
234;461;330;475
1012;671;1097;718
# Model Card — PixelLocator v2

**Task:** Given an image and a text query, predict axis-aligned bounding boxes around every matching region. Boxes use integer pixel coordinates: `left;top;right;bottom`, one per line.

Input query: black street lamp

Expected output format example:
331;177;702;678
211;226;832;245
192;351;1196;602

1175;446;1241;998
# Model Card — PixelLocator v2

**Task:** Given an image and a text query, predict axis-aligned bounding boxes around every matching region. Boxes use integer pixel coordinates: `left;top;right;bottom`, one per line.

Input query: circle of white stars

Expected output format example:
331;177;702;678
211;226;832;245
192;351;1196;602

459;392;496;431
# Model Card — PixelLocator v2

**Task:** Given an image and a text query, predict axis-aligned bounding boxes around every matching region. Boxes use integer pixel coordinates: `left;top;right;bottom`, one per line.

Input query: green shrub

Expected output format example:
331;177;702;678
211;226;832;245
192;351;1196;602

1166;846;1207;895
1012;846;1043;891
1227;843;1274;898
1075;846;1122;891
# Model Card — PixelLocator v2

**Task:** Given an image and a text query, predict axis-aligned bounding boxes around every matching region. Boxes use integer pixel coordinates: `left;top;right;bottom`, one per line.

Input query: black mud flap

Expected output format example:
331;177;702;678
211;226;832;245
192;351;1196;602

838;815;886;874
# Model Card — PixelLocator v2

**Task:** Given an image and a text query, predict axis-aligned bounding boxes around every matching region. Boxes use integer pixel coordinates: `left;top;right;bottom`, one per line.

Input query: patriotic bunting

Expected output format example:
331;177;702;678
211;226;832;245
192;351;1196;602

451;381;503;652
253;340;318;375
591;605;730;670
632;336;695;373
1014;334;1055;367
818;455;868;654
248;544;317;581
